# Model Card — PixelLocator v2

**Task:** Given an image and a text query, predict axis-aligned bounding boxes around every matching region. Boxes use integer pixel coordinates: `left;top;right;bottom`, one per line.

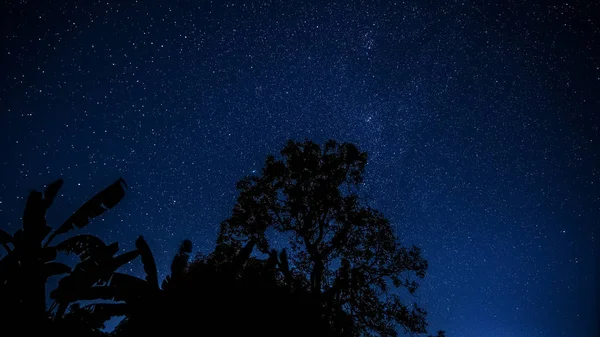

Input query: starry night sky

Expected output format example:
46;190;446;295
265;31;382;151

1;1;598;336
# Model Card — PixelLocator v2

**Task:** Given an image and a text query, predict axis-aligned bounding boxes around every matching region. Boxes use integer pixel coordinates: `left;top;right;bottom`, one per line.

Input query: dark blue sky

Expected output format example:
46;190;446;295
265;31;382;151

1;1;598;336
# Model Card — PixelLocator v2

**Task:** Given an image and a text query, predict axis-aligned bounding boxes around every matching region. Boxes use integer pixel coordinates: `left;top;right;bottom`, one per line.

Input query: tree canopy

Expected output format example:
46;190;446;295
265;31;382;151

217;139;439;337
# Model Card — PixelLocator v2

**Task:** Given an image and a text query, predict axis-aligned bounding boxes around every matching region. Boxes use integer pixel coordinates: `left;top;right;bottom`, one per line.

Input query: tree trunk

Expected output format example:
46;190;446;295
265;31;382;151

20;256;48;333
311;258;324;295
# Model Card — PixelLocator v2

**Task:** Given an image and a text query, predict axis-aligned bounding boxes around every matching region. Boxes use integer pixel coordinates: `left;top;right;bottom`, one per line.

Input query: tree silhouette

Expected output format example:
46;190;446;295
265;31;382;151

0;178;129;334
217;139;440;337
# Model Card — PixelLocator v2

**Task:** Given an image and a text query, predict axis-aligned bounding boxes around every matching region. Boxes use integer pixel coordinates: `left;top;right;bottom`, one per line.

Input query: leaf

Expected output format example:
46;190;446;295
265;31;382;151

233;239;256;270
109;272;150;292
42;262;71;277
169;239;192;283
110;250;140;270
43;179;64;209
161;276;172;290
84;303;129;321
64;303;123;329
55;234;106;260
0;252;17;279
12;229;24;246
40;225;53;240
50;274;82;301
54;178;127;236
108;272;153;301
179;239;192;254
63;285;123;302
0;229;13;245
135;236;158;289
0;229;13;252
106;242;120;257
40;246;57;262
55;302;69;320
53;242;134;297
22;190;45;233
53;273;143;303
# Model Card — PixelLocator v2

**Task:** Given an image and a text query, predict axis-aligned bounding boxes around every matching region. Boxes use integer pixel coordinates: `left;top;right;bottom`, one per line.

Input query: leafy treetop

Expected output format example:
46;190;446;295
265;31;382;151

217;139;439;337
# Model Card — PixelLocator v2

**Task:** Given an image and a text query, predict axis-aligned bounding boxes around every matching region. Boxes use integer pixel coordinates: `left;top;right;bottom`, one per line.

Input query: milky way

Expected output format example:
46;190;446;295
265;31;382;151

1;1;598;336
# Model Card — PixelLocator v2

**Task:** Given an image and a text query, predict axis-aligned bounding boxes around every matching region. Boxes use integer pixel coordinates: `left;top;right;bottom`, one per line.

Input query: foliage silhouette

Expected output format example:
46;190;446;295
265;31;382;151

217;139;442;337
52;303;110;337
49;237;140;318
109;242;339;337
0;178;129;335
66;235;188;336
1;140;446;337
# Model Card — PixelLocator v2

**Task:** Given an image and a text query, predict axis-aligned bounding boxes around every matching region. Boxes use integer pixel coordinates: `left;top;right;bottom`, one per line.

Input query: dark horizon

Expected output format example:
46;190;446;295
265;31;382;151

1;1;598;336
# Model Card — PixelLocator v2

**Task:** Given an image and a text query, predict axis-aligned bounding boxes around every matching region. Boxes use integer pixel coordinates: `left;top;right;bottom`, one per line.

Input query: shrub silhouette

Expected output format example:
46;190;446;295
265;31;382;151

110;242;338;337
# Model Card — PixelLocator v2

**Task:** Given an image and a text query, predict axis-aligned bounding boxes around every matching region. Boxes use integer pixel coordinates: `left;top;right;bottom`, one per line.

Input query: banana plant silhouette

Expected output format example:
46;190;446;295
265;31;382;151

56;236;267;334
50;236;194;329
49;236;141;319
0;178;129;332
